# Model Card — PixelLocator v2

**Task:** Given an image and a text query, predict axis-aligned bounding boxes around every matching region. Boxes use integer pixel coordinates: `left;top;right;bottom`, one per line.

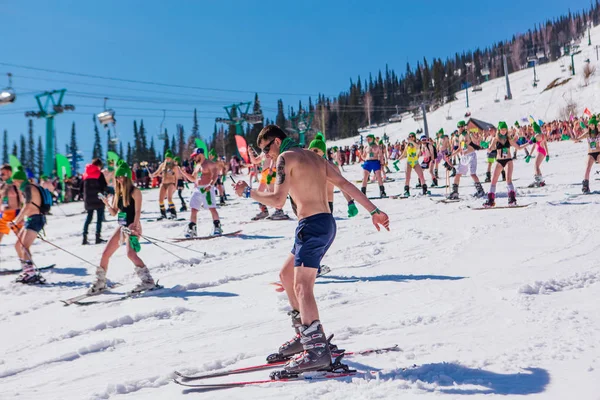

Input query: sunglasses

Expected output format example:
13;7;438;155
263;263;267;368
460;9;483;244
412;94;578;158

260;139;276;154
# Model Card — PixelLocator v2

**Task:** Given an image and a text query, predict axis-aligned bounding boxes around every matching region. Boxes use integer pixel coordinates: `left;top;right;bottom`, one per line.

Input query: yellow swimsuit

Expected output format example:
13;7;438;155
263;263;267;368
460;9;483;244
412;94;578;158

407;144;419;167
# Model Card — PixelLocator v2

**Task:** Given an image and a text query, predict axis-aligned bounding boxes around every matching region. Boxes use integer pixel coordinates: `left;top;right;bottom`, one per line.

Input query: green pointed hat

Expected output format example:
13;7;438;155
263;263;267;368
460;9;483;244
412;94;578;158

165;149;174;159
498;121;508;130
11;166;27;181
308;139;326;154
115;161;132;180
532;122;542;134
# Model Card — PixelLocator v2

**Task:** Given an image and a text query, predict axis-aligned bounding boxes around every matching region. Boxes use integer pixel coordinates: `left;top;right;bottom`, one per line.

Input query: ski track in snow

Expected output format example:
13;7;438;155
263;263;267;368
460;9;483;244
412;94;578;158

4;30;600;399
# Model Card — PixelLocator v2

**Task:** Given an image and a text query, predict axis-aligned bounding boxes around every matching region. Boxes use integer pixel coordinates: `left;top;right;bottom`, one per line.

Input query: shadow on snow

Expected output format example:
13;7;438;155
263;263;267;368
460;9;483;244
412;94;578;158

316;274;466;285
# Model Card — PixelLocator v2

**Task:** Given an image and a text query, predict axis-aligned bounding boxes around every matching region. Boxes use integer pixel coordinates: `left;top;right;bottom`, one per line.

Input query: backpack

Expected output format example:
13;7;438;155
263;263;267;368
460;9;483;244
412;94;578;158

32;184;53;215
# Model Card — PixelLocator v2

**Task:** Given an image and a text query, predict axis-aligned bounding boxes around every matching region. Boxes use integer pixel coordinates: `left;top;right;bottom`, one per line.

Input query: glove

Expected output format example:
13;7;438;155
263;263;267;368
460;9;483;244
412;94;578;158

525;155;531;163
561;134;570;141
347;201;359;218
546;155;550;162
129;235;141;253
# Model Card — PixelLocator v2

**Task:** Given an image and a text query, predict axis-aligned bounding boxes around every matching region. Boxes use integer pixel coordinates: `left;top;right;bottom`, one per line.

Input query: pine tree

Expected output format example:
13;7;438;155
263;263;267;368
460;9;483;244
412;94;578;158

2;129;8;164
119;142;124;160
191;108;199;138
126;143;132;164
11;142;17;156
27;120;35;171
139;120;148;161
177;124;186;159
162;129;170;157
276;99;286;128
19;134;26;165
36;137;44;177
148;137;157;163
133;120;141;162
92;115;103;161
248;93;264;148
69;122;79;173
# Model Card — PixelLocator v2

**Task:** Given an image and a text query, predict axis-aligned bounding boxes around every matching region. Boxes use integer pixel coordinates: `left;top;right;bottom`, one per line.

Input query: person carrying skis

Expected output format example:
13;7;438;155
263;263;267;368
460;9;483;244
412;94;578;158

233;125;390;374
87;161;157;295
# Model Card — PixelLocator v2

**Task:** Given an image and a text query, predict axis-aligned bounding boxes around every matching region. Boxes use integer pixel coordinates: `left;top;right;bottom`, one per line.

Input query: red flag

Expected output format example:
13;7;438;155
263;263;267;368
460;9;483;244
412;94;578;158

235;135;249;164
584;107;592;117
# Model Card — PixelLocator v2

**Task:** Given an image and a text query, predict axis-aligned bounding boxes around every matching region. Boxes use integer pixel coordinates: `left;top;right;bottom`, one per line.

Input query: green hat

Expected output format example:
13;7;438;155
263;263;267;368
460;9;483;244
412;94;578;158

12;166;27;182
438;128;444;135
40;175;48;180
332;146;338;151
115;161;132;180
174;156;181;163
498;121;508;130
315;132;325;142
514;121;520;128
457;120;466;128
308;139;326;154
165;149;174;159
589;116;598;126
366;134;375;140
532;122;542;134
117;159;125;167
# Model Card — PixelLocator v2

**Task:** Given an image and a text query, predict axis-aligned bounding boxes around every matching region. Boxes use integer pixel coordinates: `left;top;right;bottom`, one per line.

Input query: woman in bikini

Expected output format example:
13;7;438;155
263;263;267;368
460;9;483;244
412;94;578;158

526;122;550;188
151;150;179;219
397;132;427;197
574;116;600;193
483;122;528;207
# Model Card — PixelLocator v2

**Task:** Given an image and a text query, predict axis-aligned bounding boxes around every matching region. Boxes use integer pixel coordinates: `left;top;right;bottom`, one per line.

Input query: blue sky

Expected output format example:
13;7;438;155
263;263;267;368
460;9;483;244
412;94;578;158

0;0;592;167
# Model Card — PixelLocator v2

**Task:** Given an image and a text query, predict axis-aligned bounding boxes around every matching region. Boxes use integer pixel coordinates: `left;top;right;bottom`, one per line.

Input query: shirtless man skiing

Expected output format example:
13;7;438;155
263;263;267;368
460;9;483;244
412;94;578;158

179;148;222;237
360;134;387;198
0;164;23;243
434;128;456;180
233;125;390;375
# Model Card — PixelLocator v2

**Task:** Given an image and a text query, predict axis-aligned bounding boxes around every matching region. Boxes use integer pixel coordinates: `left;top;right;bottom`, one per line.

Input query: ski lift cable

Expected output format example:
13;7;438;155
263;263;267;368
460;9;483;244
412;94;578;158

0;62;333;97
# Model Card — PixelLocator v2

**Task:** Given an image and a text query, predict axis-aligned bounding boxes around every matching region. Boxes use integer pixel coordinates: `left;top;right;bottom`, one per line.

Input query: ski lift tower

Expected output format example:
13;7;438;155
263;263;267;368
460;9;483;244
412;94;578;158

24;89;75;176
215;102;263;155
0;73;16;105
288;110;314;147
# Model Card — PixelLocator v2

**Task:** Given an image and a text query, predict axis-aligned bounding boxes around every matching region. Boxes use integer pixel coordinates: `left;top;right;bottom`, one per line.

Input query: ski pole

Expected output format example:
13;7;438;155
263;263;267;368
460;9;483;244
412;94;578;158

11;224;39;269
140;234;207;256
36;235;100;268
122;227;191;265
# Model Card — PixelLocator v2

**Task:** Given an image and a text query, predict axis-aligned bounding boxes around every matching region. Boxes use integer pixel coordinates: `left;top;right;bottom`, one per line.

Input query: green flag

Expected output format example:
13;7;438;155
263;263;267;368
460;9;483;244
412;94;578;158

56;153;72;181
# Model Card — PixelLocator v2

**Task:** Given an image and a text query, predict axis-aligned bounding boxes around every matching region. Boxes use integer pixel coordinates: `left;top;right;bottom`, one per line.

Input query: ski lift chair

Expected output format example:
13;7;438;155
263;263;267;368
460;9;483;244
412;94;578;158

0;73;16;106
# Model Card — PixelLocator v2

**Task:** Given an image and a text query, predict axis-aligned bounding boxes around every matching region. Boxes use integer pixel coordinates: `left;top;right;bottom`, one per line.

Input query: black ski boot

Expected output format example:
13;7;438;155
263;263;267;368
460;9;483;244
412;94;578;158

82;234;89;245
159;207;167;220
168;204;177;219
379;185;387;198
282;320;332;374
431;177;438;187
360;186;367;195
434;168;439;179
267;310;304;363
501;170;506;181
485;171;491;183
422;183;428;195
582;179;590;194
416;182;422;189
403;185;410;197
95;233;107;245
474;182;486;198
448;183;459;200
179;204;188;212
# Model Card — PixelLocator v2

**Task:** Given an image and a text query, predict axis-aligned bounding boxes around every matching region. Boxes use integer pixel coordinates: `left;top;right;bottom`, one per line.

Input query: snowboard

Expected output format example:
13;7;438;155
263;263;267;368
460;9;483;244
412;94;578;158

430;198;460;204
171;230;242;242
147;217;187;222
0;264;56;276
64;283;164;306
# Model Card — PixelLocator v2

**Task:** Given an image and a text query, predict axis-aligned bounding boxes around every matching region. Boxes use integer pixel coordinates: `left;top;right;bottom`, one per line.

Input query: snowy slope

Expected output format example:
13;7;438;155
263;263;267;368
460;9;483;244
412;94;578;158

332;25;600;147
2;27;600;400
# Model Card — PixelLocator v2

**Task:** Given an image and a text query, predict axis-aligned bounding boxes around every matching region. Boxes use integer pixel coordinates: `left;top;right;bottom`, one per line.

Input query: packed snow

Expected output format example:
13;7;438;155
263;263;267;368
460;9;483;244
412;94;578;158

3;24;600;400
